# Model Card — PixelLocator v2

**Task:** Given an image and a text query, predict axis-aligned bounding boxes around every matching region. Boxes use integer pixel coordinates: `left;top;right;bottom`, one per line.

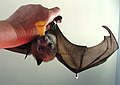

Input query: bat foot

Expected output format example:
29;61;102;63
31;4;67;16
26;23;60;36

75;73;79;79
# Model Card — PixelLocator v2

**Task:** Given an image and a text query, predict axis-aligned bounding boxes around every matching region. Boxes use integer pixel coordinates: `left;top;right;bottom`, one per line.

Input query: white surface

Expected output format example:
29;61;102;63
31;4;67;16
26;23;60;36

0;0;119;85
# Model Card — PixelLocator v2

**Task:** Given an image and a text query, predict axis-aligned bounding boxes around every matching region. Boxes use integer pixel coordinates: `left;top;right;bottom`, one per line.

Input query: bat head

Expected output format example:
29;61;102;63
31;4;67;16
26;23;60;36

31;16;61;65
31;34;57;65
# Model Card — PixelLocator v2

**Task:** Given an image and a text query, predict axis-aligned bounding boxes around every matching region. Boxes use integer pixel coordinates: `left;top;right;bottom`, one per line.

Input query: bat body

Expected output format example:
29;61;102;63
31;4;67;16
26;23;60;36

6;16;119;77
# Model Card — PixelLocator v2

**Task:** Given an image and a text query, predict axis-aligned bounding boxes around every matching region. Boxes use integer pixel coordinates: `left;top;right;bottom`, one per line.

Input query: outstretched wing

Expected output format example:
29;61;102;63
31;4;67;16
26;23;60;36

55;25;119;74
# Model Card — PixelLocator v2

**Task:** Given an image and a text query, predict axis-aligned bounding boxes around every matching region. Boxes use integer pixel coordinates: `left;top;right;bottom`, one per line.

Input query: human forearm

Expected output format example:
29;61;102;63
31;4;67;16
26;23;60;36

0;20;36;48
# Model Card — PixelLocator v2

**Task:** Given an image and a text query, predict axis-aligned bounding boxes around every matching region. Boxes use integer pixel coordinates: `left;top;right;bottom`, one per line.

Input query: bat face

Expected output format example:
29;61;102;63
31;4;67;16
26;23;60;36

31;35;57;63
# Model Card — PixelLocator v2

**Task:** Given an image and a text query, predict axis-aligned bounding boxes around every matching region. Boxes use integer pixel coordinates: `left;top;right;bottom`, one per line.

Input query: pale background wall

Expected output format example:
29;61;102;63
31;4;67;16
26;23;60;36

0;0;119;85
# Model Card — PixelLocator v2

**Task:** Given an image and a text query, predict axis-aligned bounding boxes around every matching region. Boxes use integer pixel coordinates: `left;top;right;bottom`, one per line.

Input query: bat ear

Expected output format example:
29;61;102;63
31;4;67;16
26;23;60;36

24;54;28;59
24;49;31;59
35;58;42;66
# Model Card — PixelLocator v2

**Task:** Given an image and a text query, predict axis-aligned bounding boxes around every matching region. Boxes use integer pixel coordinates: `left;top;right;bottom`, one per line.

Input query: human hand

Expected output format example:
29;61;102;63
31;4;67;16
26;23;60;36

1;4;60;48
7;4;60;25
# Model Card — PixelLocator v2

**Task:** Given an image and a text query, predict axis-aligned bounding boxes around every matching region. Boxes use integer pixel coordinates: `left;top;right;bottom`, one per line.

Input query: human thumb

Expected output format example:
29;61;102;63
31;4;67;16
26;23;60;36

48;7;60;24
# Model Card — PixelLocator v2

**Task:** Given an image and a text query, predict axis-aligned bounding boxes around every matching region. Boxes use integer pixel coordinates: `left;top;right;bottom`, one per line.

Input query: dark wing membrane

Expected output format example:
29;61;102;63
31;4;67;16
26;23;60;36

55;25;119;73
6;41;32;54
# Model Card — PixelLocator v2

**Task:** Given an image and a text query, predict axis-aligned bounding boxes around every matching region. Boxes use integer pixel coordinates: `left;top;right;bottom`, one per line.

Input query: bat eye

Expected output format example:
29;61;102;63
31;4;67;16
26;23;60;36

37;46;45;51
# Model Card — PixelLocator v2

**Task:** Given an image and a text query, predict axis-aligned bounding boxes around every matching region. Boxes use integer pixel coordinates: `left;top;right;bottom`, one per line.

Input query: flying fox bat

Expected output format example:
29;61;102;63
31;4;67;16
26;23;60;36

6;16;119;77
